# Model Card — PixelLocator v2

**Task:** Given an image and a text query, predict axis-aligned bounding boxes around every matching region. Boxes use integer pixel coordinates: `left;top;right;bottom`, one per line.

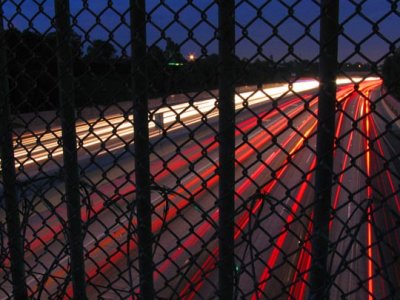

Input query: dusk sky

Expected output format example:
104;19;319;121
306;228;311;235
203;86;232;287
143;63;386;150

2;0;399;64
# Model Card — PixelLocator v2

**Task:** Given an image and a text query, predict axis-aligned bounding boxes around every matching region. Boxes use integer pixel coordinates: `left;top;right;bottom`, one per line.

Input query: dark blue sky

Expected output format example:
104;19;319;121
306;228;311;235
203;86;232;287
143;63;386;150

2;0;399;63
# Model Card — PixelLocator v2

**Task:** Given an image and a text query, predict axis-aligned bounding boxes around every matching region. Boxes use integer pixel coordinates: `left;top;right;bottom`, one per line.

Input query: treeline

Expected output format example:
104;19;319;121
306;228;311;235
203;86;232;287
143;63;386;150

4;29;324;113
382;49;400;99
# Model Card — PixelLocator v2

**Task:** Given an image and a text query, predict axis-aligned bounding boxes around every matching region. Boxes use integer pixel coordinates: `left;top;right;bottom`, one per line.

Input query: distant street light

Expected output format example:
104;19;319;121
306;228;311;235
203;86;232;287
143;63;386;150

188;53;196;62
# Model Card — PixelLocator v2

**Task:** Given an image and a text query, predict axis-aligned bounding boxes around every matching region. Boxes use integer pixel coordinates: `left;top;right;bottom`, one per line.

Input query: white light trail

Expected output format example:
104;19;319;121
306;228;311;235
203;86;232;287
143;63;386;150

2;77;380;172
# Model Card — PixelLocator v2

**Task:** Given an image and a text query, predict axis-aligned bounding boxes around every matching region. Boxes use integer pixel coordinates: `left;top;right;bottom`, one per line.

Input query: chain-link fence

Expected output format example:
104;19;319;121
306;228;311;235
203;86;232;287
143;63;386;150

1;0;399;299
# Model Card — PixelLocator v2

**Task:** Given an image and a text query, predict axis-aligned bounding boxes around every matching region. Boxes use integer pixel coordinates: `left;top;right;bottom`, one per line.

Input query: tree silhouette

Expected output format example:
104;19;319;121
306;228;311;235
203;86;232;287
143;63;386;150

148;45;168;95
5;29;82;112
165;38;185;63
86;39;116;62
3;29;317;112
382;49;400;99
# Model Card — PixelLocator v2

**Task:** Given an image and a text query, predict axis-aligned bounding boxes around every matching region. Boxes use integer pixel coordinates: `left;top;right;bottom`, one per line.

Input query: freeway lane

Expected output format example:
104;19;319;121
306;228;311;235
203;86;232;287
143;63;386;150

1;86;319;298
85;81;388;299
365;89;400;298
326;92;373;300
286;85;400;300
189;84;372;300
83;90;323;299
6;79;322;178
1;78;373;179
1;79;398;300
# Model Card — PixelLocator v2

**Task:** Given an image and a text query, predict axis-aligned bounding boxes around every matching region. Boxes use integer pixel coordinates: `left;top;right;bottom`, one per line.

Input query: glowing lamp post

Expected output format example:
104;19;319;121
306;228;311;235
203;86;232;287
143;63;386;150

188;53;196;62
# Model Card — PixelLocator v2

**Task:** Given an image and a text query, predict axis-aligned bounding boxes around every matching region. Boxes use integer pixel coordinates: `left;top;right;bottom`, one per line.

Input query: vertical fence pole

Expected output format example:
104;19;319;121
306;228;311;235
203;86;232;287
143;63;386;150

54;1;87;299
130;1;154;298
0;7;29;300
218;0;236;298
309;1;339;299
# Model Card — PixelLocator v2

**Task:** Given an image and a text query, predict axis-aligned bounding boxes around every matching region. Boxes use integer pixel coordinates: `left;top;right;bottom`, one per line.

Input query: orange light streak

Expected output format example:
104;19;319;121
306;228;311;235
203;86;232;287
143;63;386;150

182;108;319;299
288;93;359;299
364;91;374;300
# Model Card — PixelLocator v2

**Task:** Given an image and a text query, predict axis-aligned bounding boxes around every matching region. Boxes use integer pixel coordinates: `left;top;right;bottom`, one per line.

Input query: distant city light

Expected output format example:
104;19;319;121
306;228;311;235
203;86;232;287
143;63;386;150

188;53;196;62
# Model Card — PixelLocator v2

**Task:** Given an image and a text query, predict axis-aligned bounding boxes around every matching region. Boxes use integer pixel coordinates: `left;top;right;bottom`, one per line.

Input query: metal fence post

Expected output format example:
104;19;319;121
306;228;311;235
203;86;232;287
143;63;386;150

218;0;236;298
309;1;339;299
0;7;29;300
130;1;154;298
54;1;87;299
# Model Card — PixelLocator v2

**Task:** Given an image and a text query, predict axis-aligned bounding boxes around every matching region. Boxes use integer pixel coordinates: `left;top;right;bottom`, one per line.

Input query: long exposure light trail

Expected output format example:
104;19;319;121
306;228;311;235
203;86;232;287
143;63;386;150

8;80;323;171
20;94;309;262
85;95;316;283
288;89;364;299
251;158;316;300
182;115;319;299
3;79;395;299
252;82;382;299
34;91;316;296
363;91;374;300
5;78;379;173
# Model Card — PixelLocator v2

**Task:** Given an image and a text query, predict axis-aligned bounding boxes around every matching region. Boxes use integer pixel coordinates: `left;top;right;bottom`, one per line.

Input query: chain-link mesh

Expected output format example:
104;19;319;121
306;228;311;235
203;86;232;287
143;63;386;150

0;0;399;299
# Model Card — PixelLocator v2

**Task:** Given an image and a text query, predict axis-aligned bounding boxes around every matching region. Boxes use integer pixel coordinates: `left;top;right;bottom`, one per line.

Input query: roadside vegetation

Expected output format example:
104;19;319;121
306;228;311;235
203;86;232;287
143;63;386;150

382;49;400;99
4;28;372;113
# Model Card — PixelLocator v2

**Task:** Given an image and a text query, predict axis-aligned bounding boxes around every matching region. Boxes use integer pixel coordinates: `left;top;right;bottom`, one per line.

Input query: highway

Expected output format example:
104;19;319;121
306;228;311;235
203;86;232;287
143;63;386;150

1;78;399;299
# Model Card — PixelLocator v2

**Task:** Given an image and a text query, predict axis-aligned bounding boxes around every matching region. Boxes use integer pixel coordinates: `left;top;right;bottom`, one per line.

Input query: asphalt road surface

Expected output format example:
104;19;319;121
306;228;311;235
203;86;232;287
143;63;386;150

1;78;399;299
